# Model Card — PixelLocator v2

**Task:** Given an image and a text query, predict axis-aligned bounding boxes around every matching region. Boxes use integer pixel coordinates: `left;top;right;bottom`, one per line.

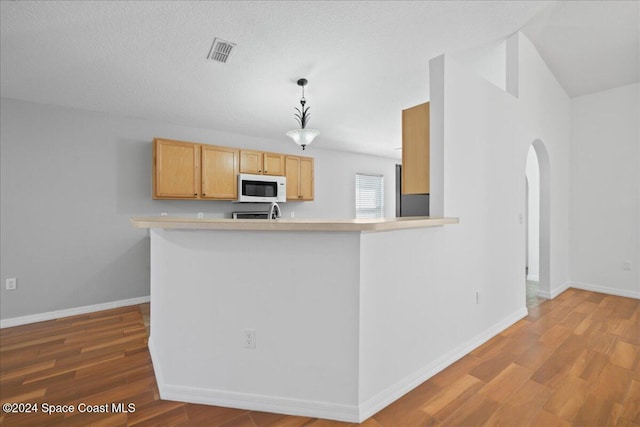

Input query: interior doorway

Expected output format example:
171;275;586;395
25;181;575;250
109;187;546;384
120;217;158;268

526;146;541;308
525;140;551;308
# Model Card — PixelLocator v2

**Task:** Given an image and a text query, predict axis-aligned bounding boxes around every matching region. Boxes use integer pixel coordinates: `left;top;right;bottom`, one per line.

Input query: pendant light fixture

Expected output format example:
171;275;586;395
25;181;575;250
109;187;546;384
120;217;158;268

286;78;319;150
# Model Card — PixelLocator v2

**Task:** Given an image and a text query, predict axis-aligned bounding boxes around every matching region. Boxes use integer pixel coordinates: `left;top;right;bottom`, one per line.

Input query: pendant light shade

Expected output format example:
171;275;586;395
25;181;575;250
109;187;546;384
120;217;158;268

287;78;319;150
286;128;320;148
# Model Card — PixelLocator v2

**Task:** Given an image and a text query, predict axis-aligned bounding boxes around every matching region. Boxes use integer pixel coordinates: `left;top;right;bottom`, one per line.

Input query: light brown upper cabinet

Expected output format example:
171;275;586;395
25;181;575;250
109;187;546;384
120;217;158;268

153;138;201;199
285;155;314;201
263;152;285;176
402;102;430;194
240;150;285;176
239;150;262;174
201;145;239;200
153;138;239;200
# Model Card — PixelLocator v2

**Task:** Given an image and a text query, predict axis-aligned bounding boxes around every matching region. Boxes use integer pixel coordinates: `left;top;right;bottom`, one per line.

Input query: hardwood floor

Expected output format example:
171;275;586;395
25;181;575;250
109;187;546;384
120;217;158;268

1;289;638;426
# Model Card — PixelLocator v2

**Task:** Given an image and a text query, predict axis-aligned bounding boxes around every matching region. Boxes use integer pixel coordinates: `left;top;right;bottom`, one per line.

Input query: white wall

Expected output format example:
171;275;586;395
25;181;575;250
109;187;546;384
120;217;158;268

431;33;571;300
517;34;572;298
356;30;572;410
149;228;361;420
570;83;640;298
358;226;527;411
438;50;526;325
450;39;507;92
0;98;396;320
526;145;540;281
429;31;571;319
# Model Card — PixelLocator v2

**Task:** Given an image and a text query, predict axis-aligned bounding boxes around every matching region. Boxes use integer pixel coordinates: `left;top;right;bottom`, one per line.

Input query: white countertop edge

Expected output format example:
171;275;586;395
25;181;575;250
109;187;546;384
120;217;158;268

130;216;459;232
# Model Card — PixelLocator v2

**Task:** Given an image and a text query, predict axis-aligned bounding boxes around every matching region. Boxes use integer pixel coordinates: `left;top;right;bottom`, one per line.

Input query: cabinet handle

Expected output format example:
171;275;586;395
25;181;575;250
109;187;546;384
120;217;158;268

202;193;206;196
264;170;267;173
194;193;197;196
258;170;262;173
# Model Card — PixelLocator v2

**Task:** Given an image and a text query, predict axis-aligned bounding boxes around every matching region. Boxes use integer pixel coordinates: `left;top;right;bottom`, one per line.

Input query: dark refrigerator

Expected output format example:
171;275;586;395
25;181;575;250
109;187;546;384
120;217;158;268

395;164;429;217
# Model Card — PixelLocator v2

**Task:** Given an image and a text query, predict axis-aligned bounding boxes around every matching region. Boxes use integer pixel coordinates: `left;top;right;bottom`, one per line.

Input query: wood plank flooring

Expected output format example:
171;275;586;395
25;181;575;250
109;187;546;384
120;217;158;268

1;288;638;426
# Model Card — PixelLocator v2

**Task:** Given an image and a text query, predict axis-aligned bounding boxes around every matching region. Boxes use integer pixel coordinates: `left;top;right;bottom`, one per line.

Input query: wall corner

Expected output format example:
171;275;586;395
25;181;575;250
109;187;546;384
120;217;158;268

506;32;520;98
429;54;445;217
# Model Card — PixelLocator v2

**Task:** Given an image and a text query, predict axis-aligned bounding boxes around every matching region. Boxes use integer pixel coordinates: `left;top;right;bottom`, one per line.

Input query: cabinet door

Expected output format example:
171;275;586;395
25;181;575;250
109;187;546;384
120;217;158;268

402;102;430;194
263;152;285;176
153;139;200;199
285;156;301;200
285;155;314;201
299;157;314;200
202;146;239;199
240;150;263;174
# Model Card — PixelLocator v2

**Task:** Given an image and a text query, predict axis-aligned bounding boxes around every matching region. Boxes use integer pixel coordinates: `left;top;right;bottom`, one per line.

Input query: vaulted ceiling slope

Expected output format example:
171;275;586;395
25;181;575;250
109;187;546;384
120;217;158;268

1;1;637;158
523;1;639;98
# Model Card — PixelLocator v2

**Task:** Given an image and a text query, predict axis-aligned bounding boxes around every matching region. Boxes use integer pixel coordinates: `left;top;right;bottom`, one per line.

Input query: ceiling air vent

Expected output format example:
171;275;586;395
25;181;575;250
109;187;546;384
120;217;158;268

207;38;236;63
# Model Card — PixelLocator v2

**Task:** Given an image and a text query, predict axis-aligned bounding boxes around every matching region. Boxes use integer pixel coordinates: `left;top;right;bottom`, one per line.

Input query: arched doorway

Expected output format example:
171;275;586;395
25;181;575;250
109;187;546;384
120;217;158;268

525;140;551;307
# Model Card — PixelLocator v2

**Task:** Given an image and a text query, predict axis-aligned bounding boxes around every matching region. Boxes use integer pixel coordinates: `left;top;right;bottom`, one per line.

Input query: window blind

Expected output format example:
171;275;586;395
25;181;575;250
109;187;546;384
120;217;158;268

355;173;384;219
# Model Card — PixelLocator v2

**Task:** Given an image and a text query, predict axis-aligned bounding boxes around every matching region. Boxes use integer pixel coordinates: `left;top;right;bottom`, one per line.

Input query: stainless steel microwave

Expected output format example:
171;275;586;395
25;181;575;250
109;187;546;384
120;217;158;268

237;173;286;203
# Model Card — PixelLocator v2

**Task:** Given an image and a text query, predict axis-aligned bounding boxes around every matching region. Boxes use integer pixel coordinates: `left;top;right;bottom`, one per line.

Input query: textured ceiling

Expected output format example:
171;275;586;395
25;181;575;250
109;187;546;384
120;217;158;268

1;1;637;159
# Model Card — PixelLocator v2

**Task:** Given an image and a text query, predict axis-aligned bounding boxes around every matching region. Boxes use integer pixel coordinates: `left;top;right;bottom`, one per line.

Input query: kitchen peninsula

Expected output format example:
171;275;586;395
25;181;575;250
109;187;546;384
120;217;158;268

132;216;458;422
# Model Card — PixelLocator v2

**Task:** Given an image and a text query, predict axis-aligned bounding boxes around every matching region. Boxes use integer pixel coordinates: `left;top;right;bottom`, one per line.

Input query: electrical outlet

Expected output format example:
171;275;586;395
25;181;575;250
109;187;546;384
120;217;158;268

244;328;256;349
197;212;204;219
290;211;295;218
623;261;632;271
6;278;17;290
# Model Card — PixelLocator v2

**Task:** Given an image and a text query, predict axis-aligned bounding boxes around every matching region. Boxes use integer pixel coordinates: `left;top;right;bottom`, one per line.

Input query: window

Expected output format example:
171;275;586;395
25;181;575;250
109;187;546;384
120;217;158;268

355;173;384;218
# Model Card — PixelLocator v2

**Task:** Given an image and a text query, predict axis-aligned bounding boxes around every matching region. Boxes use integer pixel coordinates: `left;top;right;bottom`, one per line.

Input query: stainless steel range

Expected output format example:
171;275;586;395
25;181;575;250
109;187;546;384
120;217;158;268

232;211;270;219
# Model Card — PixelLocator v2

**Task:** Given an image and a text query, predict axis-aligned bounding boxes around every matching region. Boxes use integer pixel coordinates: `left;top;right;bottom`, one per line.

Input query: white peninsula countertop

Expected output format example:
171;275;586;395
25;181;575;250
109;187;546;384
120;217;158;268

131;216;458;232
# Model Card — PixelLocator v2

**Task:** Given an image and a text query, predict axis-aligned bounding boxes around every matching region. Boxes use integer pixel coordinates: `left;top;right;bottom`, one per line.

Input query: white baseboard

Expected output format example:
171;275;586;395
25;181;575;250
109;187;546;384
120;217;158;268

570;281;640;300
0;296;151;329
149;306;528;423
357;306;528;422
162;384;359;422
537;281;571;300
